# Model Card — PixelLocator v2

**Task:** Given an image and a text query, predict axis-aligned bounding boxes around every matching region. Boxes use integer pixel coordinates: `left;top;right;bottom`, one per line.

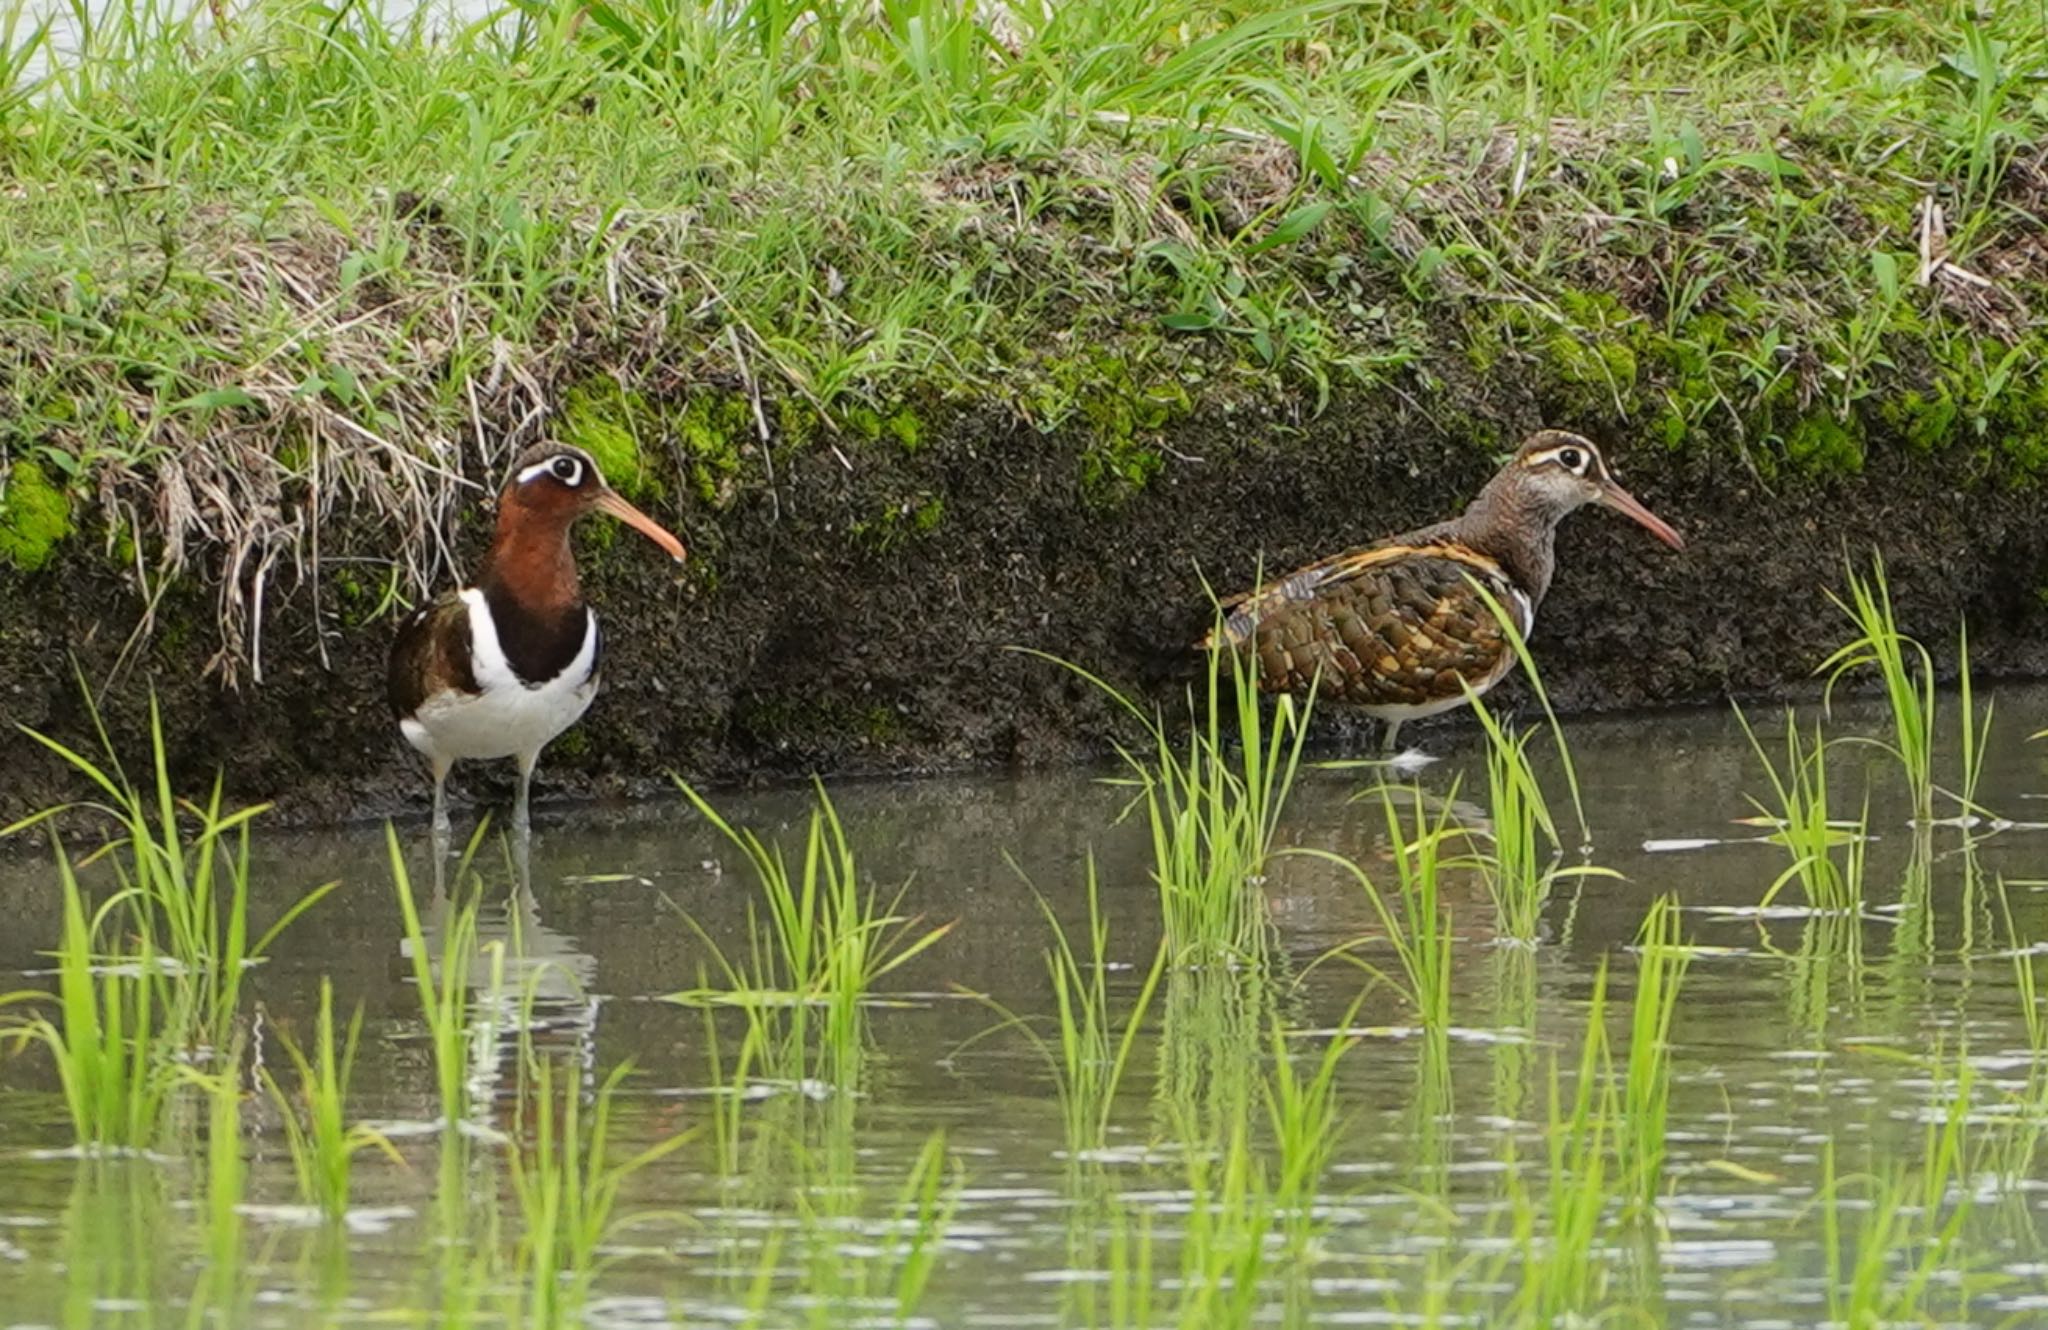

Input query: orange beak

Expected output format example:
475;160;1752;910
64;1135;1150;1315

1598;479;1685;551
595;489;687;562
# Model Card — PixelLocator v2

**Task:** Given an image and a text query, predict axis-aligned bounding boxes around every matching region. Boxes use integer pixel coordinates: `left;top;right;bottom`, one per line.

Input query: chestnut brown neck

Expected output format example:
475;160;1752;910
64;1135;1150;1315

477;498;591;685
482;498;583;610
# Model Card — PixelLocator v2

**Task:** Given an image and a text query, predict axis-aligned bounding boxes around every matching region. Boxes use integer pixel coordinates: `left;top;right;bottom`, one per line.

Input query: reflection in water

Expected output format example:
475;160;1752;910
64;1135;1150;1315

1;692;2048;1321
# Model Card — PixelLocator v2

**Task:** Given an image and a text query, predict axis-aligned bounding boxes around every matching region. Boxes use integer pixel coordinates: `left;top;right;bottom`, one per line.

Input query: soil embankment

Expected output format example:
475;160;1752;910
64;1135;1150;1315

4;389;2043;824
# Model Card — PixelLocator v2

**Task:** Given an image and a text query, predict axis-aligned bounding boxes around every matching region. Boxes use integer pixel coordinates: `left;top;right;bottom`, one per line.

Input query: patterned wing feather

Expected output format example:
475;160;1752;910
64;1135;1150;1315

1205;544;1522;708
387;592;479;721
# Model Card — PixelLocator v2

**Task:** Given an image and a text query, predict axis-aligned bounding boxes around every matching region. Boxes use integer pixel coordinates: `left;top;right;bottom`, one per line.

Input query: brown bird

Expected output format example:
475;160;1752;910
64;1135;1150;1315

1204;430;1684;750
387;442;686;836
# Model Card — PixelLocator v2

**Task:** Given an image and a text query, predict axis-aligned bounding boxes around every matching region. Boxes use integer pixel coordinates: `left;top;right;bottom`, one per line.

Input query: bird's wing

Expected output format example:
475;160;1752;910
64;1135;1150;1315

387;591;479;720
1201;542;1523;708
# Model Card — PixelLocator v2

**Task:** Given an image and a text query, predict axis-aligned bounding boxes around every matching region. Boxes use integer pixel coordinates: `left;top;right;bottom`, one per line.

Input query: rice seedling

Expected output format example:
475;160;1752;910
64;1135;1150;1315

1298;785;1459;1046
1263;1018;1351;1258
1033;856;1168;1157
1462;575;1595;848
1021;638;1308;967
10;698;336;1051
1619;896;1690;1218
669;778;952;1085
779;1115;961;1328
1504;965;1618;1325
388;825;491;1129
1820;554;1936;823
1;839;168;1150
1816;1139;1978;1328
1172;1113;1284;1330
508;1050;690;1328
1459;686;1620;943
1737;707;1868;912
259;978;399;1221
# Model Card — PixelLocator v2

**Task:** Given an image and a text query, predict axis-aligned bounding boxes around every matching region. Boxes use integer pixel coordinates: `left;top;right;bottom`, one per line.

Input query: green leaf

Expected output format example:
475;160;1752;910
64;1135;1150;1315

169;388;258;412
1247;201;1333;254
1162;310;1218;332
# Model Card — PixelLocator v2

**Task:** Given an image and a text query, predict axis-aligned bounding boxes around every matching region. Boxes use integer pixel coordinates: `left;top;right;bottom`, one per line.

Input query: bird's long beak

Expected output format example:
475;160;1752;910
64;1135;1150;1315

1598;479;1685;551
595;489;688;562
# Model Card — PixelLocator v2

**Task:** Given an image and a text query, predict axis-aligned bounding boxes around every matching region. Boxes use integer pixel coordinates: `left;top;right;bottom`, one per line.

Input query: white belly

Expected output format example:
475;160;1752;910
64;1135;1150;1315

400;590;600;765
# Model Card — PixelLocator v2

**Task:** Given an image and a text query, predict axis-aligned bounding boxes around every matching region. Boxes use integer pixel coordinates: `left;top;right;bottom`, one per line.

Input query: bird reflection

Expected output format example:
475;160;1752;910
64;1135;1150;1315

404;825;602;1123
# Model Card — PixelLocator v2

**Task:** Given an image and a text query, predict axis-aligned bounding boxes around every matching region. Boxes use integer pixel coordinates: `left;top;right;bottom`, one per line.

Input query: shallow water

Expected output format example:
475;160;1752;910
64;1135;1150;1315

6;690;2048;1326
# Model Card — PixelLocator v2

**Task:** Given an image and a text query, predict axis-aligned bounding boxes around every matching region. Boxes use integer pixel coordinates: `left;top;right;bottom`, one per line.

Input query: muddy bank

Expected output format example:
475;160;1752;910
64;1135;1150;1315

4;388;2046;825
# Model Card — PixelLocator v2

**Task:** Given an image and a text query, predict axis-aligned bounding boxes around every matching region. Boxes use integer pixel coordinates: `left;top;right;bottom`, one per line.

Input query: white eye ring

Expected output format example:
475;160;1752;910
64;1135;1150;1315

517;454;584;486
1558;447;1585;473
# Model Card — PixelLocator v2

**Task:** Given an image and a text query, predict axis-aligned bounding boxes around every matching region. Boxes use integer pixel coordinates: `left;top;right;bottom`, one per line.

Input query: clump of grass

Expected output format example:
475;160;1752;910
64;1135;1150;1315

1025;639;1309;967
9;697;335;1052
669;778;952;1084
1738;708;1868;912
1033;856;1167;1157
1619;896;1690;1218
9;0;2048;688
1820;554;1998;827
509;1050;689;1328
260;978;398;1221
388;825;490;1129
1302;786;1459;1048
1505;964;1619;1325
1;840;168;1150
1821;554;1936;823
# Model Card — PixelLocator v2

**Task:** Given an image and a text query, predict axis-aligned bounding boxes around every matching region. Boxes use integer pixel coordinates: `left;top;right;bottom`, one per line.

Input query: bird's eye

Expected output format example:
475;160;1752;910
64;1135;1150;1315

1558;447;1584;472
551;456;582;485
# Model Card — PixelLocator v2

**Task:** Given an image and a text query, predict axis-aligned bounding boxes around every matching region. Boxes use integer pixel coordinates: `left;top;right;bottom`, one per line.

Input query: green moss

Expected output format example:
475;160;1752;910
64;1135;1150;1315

851;493;946;552
0;460;72;572
1878;389;1960;453
678;394;756;508
885;406;922;452
1782;412;1865;474
560;380;656;500
327;563;403;628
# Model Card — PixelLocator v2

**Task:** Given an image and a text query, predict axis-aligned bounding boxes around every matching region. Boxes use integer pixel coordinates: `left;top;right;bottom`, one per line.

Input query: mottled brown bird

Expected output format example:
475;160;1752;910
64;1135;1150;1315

388;442;686;836
1204;430;1684;750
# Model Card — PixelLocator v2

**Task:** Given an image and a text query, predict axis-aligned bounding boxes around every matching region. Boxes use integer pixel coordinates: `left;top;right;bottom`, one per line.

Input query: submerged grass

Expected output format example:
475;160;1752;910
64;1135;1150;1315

1738;708;1869;912
669;777;952;1085
260;978;397;1221
1030;642;1308;967
509;1052;689;1327
7;698;335;1054
2;840;168;1149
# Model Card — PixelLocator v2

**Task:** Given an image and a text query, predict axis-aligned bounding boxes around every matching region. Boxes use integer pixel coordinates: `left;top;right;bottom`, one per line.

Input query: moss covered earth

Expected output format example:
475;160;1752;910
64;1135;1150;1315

3;1;2048;816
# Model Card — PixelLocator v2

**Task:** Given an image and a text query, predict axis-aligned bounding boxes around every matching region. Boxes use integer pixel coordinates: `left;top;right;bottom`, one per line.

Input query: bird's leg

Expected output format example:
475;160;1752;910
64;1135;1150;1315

513;750;538;839
1380;719;1403;755
431;756;454;843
